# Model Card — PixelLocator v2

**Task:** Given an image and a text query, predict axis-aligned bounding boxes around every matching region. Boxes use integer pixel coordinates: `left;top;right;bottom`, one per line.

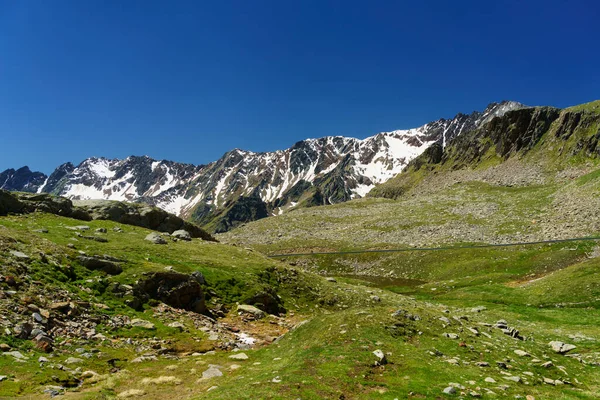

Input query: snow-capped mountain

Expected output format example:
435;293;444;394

1;101;524;231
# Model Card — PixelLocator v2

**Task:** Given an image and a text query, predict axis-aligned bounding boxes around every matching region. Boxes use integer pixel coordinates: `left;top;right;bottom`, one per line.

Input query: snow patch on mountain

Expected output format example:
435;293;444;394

2;101;525;226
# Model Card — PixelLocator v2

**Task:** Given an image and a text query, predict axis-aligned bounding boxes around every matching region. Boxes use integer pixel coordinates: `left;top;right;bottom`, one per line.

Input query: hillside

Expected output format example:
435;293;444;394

370;100;600;199
2;100;600;399
1;102;523;233
1;197;599;399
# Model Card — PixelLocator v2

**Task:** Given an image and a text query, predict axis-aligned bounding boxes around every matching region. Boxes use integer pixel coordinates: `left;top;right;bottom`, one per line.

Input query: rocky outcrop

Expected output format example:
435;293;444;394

73;200;216;241
133;271;206;314
0;190;91;220
242;289;286;315
371;103;600;199
440;107;561;168
0;190;215;241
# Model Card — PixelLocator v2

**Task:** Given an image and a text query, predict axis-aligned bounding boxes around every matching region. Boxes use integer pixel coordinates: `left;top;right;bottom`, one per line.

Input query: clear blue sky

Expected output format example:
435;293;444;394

1;0;599;173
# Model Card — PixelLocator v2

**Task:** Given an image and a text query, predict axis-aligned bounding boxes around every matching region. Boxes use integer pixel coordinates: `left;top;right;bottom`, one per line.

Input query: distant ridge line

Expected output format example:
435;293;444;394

267;235;600;258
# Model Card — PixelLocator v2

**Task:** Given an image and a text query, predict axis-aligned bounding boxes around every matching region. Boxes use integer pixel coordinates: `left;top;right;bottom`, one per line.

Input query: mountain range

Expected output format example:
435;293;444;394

1;101;523;232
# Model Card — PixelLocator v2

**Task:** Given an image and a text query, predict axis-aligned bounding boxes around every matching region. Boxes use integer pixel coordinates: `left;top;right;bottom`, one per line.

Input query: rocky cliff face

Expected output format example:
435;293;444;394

0;167;47;193
1;101;524;231
370;101;600;199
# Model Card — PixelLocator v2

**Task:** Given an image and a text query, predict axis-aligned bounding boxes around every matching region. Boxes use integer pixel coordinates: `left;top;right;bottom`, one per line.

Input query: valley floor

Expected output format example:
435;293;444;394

1;198;600;399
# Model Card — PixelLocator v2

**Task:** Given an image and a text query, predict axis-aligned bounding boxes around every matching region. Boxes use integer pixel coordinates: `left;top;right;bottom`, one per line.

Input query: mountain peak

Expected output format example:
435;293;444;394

1;100;532;231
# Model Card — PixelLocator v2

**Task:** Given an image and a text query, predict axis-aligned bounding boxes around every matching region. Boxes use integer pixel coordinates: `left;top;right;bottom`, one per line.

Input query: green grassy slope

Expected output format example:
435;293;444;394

1;212;599;399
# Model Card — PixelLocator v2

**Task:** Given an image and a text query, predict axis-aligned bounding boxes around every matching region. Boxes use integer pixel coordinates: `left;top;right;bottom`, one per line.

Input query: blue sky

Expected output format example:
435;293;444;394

1;0;599;173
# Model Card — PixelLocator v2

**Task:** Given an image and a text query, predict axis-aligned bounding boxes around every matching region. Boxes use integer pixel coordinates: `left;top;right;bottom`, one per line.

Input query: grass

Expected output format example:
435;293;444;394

1;211;599;399
3;161;600;400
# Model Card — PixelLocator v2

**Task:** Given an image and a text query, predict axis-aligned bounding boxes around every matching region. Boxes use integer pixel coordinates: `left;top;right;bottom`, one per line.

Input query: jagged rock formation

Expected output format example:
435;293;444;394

0;167;46;193
370;101;600;199
1;101;524;231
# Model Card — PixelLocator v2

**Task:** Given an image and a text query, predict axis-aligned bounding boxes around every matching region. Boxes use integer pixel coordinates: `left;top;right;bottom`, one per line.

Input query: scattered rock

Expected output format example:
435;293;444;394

443;333;459;339
443;386;457;395
167;322;185;332
201;366;223;379
504;375;522;383
172;230;192;241
514;350;530;357
117;389;146;398
467;327;480;336
541;361;553;368
372;349;387;366
130;319;156;330
65;357;83;364
10;250;29;259
549;341;576;354
33;334;53;353
81;371;98;379
237;304;266;319
0;344;11;352
4;351;27;360
131;355;158;363
145;232;167;244
228;353;248;360
141;376;182;385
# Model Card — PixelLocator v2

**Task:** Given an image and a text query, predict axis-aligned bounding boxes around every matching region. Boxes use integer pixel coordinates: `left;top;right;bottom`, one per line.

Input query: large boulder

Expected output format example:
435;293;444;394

134;271;206;313
549;341;576;354
172;230;191;241
242;290;286;315
236;304;266;319
77;255;123;275
0;190;24;215
145;232;167;245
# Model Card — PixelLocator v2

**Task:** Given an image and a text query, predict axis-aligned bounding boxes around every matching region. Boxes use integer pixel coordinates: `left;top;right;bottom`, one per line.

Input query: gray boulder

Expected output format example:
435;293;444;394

237;304;266;319
172;230;191;241
77;255;123;275
134;271;206;313
145;232;167;245
549;341;576;354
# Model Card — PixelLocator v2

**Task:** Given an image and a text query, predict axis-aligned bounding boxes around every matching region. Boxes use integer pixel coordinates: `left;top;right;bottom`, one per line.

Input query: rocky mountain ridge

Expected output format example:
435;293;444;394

370;100;600;200
1;101;524;232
